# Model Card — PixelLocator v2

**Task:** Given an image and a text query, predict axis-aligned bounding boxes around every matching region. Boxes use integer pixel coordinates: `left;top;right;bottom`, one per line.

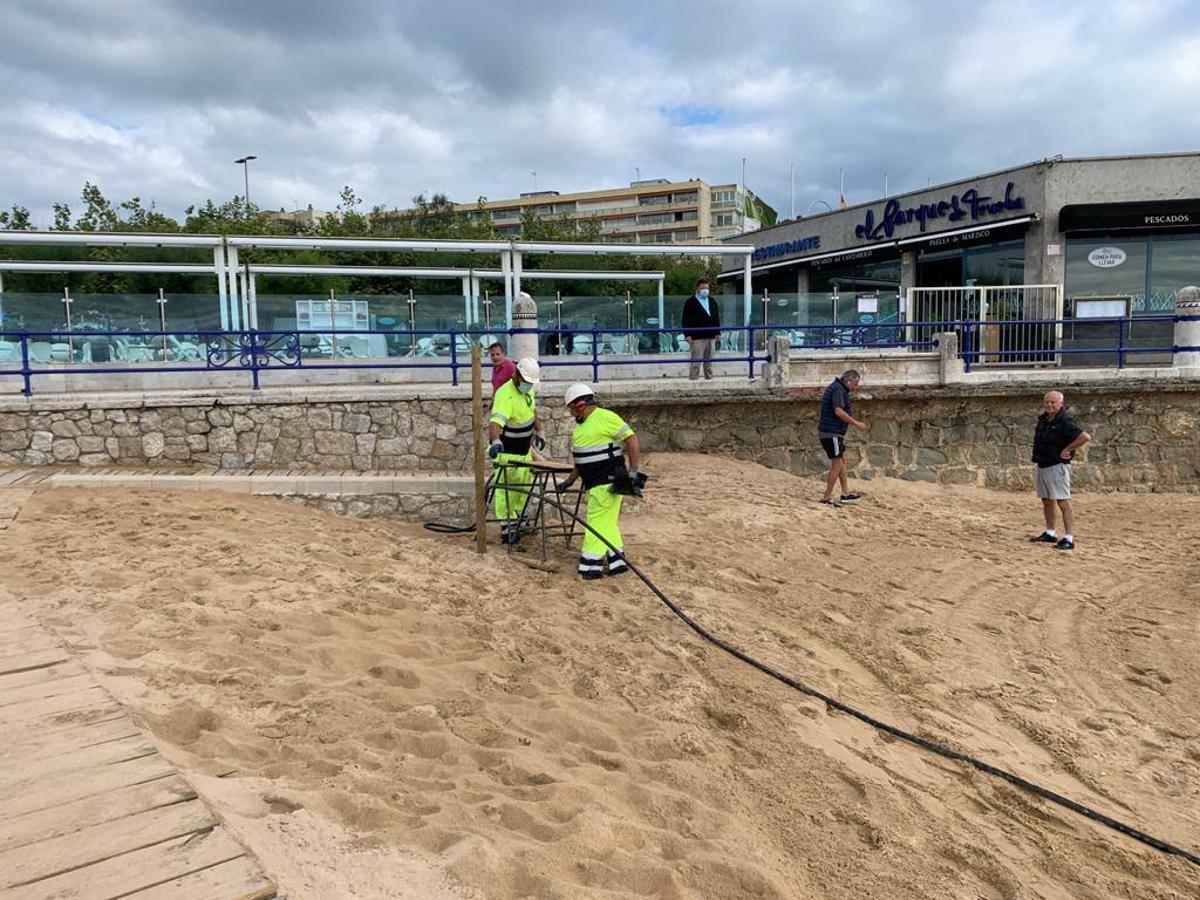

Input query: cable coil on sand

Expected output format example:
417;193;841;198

426;483;1200;869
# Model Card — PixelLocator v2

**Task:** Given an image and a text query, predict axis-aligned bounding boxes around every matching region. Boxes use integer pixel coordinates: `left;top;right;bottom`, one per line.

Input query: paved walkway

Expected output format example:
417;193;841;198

0;465;472;496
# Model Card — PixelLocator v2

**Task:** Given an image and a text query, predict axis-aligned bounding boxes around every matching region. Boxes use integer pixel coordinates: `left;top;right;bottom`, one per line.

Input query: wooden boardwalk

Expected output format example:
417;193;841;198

0;565;279;897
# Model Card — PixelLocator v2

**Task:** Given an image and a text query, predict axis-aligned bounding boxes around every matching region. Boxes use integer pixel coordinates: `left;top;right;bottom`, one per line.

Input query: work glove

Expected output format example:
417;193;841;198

533;433;546;451
488;441;503;460
557;473;578;492
626;467;646;499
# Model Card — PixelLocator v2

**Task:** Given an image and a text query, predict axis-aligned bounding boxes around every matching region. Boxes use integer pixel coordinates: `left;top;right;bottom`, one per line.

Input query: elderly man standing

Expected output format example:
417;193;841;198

1030;390;1092;551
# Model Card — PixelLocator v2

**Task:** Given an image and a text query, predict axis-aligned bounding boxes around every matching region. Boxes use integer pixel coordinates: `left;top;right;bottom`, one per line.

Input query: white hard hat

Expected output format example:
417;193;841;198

564;383;595;405
516;357;541;386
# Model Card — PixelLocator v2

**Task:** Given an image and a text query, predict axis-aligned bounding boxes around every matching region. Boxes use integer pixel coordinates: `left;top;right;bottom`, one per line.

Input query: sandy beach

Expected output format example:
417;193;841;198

1;452;1197;899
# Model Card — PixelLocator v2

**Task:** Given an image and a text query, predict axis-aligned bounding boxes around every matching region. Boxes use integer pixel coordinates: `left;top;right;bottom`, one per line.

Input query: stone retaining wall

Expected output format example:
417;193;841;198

2;381;1198;492
628;388;1200;492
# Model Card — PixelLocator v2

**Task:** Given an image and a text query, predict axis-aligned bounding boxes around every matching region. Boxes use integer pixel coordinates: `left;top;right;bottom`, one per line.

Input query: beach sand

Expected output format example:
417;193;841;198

1;453;1197;899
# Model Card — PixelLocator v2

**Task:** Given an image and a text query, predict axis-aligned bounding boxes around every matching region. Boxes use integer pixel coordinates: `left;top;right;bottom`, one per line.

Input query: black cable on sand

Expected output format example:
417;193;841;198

425;485;1200;869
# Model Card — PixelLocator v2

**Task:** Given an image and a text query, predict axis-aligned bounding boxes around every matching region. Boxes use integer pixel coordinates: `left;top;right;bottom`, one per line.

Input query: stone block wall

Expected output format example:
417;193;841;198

0;399;504;472
281;491;469;522
621;387;1200;492
2;381;1198;492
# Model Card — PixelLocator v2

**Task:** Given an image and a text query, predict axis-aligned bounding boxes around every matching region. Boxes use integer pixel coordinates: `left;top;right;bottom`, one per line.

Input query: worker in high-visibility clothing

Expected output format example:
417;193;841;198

488;358;545;544
559;383;641;579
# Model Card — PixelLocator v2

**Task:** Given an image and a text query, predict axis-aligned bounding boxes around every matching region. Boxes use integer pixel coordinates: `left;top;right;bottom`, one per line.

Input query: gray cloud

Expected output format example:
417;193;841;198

1;0;1197;226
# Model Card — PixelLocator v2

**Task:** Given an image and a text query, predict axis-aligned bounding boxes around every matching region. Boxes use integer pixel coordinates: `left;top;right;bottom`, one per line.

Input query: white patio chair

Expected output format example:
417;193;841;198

343;335;371;358
29;342;53;363
168;336;202;361
0;341;15;363
415;337;438;357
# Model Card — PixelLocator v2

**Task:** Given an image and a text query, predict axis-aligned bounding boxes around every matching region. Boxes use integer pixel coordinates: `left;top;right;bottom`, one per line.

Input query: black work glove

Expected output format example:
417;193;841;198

533;433;546;451
488;441;503;459
557;473;578;492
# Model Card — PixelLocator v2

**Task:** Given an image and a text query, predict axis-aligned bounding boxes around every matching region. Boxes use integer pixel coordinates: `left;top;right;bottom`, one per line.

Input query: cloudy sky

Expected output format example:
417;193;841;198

2;0;1198;226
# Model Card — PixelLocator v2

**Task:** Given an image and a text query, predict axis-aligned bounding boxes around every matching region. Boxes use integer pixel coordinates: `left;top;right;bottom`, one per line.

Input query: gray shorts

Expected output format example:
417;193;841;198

1035;463;1071;500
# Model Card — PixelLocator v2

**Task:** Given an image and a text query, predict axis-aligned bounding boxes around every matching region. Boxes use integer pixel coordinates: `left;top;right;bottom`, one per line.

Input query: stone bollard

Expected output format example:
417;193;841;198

510;291;539;365
935;331;965;384
1174;285;1200;371
764;335;791;389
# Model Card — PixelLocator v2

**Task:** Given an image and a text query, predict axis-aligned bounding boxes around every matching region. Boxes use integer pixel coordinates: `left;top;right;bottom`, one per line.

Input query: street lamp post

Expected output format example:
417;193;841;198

234;155;258;214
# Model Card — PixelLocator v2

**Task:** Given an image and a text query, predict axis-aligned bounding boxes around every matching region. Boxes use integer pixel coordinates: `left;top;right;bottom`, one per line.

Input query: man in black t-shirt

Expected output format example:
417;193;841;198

1029;391;1092;551
818;369;868;505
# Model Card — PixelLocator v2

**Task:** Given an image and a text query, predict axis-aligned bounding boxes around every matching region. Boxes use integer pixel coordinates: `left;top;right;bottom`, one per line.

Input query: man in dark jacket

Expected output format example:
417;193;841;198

818;369;868;505
681;279;721;380
1029;390;1092;551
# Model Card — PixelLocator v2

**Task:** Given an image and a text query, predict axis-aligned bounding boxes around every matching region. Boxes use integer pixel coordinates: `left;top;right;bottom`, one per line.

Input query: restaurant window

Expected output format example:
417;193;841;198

809;258;901;295
917;239;1025;287
1065;238;1149;311
1148;234;1200;311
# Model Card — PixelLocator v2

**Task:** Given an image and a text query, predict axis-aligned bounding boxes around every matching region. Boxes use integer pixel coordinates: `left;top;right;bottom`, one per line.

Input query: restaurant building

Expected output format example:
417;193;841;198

721;152;1200;333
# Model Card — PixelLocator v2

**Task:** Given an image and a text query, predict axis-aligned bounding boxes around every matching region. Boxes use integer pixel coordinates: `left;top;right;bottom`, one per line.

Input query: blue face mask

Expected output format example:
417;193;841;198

698;290;709;300
517;382;533;395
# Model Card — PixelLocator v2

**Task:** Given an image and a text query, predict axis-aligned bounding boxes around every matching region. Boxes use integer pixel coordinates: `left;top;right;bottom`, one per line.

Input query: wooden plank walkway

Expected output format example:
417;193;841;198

0;589;279;899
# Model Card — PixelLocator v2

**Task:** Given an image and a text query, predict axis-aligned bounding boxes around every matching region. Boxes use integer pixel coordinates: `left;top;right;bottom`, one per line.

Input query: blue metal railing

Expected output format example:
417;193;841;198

777;316;1188;373
947;315;1182;373
2;318;1193;396
0;325;771;396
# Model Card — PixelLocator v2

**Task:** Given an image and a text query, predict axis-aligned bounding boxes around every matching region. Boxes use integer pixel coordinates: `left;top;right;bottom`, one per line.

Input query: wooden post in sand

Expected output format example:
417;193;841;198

471;343;487;554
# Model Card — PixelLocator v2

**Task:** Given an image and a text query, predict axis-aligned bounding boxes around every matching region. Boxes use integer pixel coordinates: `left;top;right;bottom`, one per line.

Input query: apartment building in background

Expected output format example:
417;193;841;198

263;205;331;229
456;178;776;243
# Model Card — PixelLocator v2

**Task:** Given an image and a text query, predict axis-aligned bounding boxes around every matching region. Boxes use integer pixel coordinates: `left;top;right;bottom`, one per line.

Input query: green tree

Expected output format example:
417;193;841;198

52;202;71;231
75;182;119;232
118;197;180;233
332;184;368;235
0;205;32;230
182;197;276;235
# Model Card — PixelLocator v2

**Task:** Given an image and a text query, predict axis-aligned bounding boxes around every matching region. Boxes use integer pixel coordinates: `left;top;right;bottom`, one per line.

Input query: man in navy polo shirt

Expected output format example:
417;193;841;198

1029;390;1092;551
818;369;869;506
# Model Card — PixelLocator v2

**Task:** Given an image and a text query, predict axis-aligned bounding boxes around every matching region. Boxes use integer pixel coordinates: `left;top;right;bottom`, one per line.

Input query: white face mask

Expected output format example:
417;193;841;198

698;289;709;300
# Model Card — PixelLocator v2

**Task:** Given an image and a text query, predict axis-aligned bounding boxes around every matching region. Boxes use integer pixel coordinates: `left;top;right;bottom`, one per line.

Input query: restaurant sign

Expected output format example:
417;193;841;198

855;182;1026;241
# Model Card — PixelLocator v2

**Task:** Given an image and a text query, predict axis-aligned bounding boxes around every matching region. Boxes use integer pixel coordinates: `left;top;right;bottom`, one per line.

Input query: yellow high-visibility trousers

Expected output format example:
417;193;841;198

579;484;625;576
493;452;532;523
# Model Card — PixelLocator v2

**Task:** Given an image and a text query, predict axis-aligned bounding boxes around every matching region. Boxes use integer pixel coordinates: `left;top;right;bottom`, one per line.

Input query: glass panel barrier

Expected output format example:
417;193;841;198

0;292;68;332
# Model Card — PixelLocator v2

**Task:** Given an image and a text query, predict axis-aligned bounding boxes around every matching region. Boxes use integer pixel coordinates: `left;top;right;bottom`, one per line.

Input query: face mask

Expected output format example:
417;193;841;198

518;382;532;394
698;290;709;300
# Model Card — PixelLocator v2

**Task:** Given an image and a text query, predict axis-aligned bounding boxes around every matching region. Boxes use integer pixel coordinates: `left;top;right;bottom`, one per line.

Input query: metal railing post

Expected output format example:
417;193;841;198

450;329;459;386
62;287;75;362
1117;317;1127;369
157;288;169;361
328;289;339;359
19;331;32;397
747;325;755;379
249;327;261;390
963;322;974;373
591;328;599;383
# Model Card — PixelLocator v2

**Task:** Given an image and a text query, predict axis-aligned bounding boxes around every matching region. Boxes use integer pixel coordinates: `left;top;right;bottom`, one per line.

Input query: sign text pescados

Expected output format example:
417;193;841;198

855;182;1025;241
